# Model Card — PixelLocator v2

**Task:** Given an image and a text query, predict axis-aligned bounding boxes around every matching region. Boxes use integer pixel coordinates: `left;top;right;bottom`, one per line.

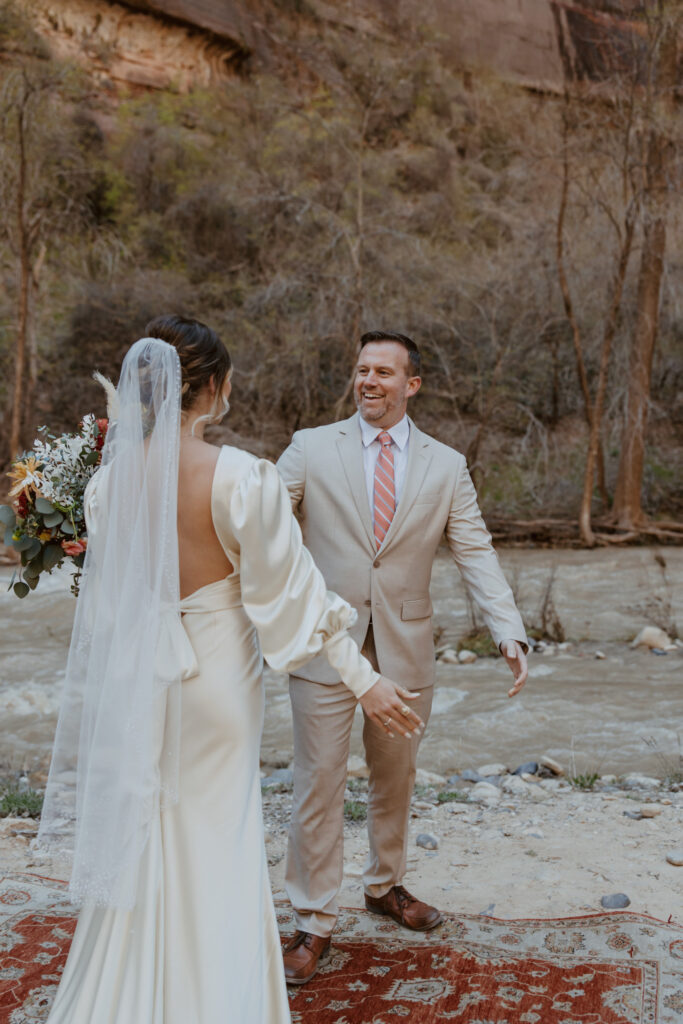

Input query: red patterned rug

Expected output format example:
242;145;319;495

1;873;682;1023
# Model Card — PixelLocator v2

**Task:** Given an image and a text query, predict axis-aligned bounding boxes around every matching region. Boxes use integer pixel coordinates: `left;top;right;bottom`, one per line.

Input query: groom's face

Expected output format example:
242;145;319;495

353;342;421;428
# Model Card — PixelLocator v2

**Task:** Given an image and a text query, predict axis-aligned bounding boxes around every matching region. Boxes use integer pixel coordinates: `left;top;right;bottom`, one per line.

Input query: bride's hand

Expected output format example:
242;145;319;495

359;677;424;738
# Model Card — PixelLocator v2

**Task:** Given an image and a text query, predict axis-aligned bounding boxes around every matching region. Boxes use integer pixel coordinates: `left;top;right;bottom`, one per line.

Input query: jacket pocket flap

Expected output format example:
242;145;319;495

401;597;432;621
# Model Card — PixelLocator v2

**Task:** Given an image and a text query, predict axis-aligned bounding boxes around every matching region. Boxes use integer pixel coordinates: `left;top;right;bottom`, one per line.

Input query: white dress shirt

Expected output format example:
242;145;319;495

359;414;410;509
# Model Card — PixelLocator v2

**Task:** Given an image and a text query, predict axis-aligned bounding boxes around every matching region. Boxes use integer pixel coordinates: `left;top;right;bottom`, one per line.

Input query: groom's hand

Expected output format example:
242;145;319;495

502;640;528;697
360;677;423;738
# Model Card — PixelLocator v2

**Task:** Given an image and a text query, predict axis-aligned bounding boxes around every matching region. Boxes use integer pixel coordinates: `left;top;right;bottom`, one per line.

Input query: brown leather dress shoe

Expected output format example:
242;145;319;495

282;930;331;985
365;885;442;931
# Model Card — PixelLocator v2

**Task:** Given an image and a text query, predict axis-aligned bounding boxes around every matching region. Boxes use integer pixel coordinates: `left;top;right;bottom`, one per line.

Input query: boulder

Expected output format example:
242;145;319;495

631;626;677;651
477;763;507;777
500;775;529;796
539;755;565;777
469;782;501;805
457;649;477;664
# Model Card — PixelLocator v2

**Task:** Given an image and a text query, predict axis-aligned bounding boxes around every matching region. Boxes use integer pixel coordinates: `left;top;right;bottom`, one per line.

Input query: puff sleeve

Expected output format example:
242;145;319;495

230;458;379;699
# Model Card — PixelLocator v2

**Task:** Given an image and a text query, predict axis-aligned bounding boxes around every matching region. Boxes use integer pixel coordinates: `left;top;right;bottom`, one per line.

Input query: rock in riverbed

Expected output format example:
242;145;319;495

601;893;631;909
416;833;439;850
666;850;683;866
469;782;501;805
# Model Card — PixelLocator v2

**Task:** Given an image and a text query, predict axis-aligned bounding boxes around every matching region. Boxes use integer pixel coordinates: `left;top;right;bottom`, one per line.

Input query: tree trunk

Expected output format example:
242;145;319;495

579;215;634;545
611;15;677;529
611;203;666;527
556;102;610;511
9;100;29;462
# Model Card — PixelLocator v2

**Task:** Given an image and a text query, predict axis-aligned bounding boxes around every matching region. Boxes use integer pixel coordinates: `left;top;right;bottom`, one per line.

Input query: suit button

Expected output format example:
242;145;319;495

373;560;380;568
364;599;371;606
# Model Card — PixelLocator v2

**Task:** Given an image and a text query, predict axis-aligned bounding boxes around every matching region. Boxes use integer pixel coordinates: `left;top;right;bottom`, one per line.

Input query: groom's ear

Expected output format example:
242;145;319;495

407;376;422;398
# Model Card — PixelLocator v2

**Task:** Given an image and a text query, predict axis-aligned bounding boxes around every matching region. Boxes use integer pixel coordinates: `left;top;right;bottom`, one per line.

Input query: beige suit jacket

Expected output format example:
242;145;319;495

276;413;527;691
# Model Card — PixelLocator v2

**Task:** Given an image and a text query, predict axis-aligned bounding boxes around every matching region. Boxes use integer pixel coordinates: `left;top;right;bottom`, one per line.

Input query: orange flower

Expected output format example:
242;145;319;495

61;538;87;557
8;456;43;498
38;530;52;542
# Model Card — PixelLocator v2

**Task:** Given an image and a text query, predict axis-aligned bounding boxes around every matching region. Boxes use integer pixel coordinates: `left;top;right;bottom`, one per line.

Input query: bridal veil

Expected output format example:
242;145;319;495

36;338;183;909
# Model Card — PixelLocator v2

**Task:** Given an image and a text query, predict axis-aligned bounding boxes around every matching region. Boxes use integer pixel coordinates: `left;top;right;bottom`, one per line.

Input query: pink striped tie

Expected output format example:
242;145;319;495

373;431;395;549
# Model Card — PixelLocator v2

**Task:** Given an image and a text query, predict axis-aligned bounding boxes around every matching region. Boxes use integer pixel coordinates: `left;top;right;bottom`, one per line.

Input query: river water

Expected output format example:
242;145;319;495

1;546;681;781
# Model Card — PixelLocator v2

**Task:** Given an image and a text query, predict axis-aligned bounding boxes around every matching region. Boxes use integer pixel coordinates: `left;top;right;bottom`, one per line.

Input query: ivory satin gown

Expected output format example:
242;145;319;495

46;446;378;1024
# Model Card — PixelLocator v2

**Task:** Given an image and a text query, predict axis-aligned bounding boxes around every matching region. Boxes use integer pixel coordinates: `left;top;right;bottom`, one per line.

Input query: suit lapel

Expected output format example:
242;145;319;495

378;418;432;554
335;415;376;552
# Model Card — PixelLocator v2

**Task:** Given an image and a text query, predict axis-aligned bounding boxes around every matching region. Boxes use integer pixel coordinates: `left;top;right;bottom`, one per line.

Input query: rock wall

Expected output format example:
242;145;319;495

29;0;251;90
26;0;655;93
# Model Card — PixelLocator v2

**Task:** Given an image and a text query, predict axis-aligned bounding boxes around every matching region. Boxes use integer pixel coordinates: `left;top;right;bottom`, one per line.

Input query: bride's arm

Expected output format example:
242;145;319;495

229;458;378;699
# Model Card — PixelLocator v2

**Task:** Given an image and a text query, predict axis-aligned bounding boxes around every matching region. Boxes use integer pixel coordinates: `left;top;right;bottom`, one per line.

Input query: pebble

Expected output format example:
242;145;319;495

347;755;370;778
539;755;565;777
513;761;538;776
416;832;439;850
601;893;631;909
439;648;459;664
457;769;483;784
469;782;501;805
666;850;683;867
622;773;661;790
501;775;528;796
458;649;477;664
595;650;606;659
522;828;544;839
415;769;447;787
413;800;436;812
639;804;663;818
261;768;293;790
477;763;507;777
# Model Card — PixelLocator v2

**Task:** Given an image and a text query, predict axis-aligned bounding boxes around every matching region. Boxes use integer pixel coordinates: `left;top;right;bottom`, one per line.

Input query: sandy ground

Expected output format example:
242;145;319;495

4;773;680;926
263;776;683;924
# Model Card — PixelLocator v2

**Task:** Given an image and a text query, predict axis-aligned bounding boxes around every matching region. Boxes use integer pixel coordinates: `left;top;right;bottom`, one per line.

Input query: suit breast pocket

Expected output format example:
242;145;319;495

401;597;433;621
413;491;440;506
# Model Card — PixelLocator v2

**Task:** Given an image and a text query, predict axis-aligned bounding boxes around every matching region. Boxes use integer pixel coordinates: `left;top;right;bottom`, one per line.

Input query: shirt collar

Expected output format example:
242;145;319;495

359;414;410;451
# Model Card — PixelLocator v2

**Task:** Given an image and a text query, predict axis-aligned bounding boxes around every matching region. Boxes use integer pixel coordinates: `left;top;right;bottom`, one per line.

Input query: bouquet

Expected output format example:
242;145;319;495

1;415;108;597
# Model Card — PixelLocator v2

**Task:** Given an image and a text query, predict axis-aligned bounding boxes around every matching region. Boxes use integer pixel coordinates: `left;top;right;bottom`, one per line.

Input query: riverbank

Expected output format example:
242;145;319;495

2;768;681;924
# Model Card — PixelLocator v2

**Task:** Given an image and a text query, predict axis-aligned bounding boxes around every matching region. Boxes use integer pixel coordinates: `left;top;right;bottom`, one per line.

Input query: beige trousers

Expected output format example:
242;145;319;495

285;628;433;937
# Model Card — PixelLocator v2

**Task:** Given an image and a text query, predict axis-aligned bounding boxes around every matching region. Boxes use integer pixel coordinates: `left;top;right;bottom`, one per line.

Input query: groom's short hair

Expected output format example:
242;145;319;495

359;330;421;377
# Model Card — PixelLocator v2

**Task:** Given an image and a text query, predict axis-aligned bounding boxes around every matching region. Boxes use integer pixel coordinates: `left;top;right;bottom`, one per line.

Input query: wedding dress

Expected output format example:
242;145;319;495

45;444;378;1023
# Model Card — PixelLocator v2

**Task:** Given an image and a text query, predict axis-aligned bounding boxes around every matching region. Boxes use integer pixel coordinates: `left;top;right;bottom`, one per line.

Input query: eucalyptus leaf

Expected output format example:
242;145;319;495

23;553;43;579
84;451;99;466
35;497;55;515
25;538;42;560
6;570;16;592
13;581;30;599
26;575;39;590
43;511;64;527
14;536;34;552
4;526;15;546
0;505;16;527
43;544;63;571
60;520;75;535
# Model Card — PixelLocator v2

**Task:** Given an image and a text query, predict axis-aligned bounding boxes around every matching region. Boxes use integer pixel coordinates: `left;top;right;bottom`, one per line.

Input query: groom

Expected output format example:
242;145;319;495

277;330;528;983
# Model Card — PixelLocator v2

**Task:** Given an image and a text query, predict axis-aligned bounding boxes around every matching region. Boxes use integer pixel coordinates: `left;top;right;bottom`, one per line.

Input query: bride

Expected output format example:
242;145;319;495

37;316;422;1023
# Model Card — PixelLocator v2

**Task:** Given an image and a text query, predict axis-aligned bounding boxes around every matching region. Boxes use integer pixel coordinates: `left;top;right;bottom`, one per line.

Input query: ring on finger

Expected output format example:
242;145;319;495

399;704;410;716
383;718;392;727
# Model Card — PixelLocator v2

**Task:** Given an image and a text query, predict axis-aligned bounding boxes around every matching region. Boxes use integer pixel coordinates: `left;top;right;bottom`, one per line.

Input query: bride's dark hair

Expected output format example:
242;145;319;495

144;314;232;411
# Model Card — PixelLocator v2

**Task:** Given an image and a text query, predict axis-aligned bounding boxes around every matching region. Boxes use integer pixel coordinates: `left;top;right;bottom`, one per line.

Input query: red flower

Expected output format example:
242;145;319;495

62;538;87;557
95;418;108;452
16;492;29;518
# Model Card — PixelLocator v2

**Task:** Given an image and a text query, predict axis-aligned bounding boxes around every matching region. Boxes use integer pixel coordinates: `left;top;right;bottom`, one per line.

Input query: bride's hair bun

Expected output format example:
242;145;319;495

144;314;232;411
